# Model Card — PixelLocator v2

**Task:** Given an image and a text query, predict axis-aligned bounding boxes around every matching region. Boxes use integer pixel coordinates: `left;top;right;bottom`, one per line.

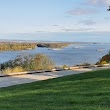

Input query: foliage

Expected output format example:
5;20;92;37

0;42;36;51
101;61;107;64
79;63;90;66
2;66;24;73
0;69;110;110
37;42;71;48
96;51;110;64
0;53;55;73
62;64;69;68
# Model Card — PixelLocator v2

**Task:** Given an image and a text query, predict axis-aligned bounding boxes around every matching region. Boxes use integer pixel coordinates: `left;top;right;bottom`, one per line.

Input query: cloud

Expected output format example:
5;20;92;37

51;25;59;27
61;28;94;32
87;0;110;6
80;20;96;25
67;8;97;15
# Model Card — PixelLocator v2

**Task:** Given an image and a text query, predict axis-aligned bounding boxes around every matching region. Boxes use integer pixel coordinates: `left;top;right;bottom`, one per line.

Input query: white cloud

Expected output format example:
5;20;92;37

88;0;110;6
67;8;96;15
61;28;94;32
80;20;96;25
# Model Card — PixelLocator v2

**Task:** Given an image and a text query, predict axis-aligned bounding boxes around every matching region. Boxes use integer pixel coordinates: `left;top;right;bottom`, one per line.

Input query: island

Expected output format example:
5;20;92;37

37;42;72;48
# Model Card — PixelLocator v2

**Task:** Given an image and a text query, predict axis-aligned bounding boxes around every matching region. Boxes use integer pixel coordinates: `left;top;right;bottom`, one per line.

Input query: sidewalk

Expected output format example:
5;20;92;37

0;68;92;88
0;67;109;88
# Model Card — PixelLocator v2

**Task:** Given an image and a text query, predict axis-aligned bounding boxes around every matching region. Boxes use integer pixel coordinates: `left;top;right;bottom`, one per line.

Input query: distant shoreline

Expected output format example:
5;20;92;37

0;41;95;51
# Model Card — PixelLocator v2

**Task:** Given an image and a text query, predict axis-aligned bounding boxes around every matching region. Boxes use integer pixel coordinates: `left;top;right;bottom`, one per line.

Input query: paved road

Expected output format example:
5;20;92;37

0;69;92;88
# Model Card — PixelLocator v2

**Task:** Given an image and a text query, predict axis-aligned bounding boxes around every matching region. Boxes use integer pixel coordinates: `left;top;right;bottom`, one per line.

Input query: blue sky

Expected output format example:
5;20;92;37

0;0;110;42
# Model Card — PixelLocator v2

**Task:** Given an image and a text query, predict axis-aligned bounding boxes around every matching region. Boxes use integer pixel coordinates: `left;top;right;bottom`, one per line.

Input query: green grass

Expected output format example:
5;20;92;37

0;69;110;110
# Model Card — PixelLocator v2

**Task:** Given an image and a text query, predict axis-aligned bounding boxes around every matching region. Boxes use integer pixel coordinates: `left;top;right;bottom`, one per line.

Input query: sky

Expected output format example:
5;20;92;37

0;0;110;42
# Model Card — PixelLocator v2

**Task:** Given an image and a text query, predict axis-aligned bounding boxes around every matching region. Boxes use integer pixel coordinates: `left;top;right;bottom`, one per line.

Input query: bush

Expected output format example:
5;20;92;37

30;53;55;70
79;63;90;66
96;51;110;65
62;65;69;69
1;53;55;73
2;66;24;74
101;61;107;64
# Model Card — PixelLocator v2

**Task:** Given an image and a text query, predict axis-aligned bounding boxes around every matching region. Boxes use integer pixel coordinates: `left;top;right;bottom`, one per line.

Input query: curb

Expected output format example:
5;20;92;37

0;68;66;78
0;65;110;78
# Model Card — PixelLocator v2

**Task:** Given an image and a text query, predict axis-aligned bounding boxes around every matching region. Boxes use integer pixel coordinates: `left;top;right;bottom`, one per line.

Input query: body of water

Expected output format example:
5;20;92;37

0;43;110;66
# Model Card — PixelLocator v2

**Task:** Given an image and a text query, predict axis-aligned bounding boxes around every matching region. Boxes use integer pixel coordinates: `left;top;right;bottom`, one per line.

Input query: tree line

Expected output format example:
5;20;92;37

0;42;37;51
37;42;71;48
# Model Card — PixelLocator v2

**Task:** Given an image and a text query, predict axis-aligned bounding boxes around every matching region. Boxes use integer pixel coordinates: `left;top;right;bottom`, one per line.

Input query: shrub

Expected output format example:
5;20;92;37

1;53;55;73
31;53;55;70
2;66;24;74
79;63;90;66
62;65;69;69
101;61;107;64
96;51;110;65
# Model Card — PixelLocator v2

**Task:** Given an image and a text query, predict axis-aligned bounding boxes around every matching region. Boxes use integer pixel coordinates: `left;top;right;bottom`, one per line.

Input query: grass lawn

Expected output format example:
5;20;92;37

0;69;110;110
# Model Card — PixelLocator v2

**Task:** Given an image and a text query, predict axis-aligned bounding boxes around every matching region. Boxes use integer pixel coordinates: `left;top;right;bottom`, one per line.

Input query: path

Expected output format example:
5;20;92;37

0;67;109;88
0;68;92;88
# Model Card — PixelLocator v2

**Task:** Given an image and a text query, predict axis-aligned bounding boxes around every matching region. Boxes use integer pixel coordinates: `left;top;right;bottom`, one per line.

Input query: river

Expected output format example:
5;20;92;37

0;43;110;66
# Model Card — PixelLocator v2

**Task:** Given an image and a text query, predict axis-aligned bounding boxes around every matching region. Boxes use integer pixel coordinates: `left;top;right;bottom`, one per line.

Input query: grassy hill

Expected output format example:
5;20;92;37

0;69;110;110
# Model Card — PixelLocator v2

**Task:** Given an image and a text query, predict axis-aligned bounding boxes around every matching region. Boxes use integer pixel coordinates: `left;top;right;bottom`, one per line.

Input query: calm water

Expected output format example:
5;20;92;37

0;43;110;66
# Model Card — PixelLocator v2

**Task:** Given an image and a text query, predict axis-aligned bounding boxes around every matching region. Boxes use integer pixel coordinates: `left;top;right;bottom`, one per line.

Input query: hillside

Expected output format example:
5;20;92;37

0;69;110;110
